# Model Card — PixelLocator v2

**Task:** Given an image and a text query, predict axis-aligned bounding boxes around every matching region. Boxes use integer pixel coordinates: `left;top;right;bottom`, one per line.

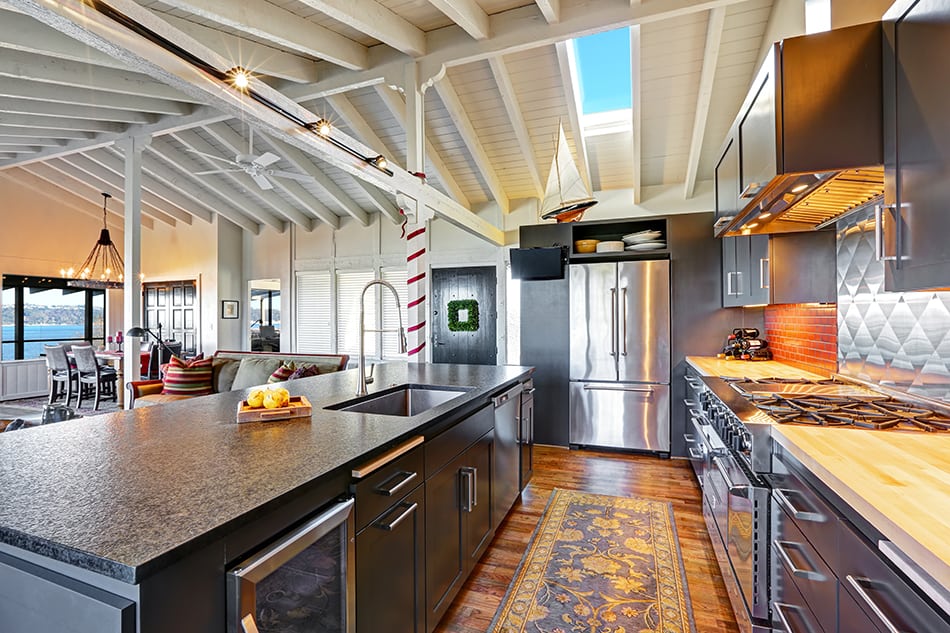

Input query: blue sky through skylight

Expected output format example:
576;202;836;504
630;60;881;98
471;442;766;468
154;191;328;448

572;28;632;114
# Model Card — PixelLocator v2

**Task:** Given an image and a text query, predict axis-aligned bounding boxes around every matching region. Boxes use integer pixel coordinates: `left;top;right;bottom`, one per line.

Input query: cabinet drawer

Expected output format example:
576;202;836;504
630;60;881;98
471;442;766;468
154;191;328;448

838;582;887;633
771;461;839;570
425;404;493;478
354;445;424;532
838;520;950;633
772;506;837;630
772;556;829;633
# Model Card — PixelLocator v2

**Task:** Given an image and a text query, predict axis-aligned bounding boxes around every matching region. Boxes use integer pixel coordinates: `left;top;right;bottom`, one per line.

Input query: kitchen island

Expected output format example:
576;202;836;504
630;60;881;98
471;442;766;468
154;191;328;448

686;356;950;613
0;362;531;633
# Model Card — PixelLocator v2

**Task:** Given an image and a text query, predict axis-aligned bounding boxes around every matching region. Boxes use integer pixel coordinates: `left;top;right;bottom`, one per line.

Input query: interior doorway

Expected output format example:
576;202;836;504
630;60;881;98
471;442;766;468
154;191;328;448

250;279;281;352
143;280;198;355
431;266;497;365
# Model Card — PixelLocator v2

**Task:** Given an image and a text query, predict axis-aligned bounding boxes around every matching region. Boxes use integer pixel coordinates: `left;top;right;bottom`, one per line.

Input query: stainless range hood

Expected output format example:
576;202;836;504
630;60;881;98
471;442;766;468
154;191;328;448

715;22;884;237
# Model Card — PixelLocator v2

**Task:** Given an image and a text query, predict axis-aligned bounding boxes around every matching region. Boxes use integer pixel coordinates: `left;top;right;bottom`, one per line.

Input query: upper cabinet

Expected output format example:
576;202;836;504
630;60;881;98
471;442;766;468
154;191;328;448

738;71;777;202
881;0;950;291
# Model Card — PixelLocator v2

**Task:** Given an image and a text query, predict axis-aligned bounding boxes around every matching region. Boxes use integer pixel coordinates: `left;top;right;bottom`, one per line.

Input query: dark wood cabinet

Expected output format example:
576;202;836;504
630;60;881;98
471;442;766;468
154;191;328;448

722;235;768;307
882;0;950;291
356;485;426;633
738;70;777;201
715;135;741;225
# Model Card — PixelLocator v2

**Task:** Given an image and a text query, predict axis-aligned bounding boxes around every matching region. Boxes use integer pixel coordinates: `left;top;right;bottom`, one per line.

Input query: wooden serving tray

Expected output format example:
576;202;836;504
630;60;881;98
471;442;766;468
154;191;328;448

236;395;312;424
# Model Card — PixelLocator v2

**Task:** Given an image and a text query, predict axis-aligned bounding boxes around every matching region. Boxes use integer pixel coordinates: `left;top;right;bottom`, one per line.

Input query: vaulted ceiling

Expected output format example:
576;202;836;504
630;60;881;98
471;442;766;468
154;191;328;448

0;0;778;237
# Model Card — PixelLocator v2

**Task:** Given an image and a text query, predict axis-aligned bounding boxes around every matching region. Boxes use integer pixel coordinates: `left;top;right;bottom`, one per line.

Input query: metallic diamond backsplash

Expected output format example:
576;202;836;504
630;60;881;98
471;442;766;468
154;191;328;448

838;207;950;401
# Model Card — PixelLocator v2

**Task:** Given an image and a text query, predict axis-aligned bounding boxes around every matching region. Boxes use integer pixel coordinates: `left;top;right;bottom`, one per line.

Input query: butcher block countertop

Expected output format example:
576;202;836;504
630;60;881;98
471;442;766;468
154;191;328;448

686;356;950;597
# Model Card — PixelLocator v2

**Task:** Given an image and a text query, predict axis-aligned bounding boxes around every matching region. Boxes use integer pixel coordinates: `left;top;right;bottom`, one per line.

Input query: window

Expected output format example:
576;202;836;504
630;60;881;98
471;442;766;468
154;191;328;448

505;259;521;365
571;27;633;136
336;270;377;358
296;271;332;352
1;275;105;360
381;267;408;359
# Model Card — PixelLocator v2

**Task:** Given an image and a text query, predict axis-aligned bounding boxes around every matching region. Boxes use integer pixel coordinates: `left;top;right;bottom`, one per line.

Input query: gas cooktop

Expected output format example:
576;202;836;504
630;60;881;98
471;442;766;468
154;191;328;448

722;377;950;432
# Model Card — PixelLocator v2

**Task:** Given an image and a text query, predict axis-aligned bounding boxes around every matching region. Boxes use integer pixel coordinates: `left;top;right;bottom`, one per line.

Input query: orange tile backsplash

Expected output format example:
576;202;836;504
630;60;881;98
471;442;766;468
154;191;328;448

764;304;838;375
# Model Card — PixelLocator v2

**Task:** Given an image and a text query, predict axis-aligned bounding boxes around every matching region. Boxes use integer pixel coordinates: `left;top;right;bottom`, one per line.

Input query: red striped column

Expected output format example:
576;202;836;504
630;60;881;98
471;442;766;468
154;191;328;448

405;217;428;362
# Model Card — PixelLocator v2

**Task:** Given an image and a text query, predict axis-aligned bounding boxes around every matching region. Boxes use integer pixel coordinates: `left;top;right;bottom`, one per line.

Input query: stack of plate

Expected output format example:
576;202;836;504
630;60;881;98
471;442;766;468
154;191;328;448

596;240;625;253
622;230;665;251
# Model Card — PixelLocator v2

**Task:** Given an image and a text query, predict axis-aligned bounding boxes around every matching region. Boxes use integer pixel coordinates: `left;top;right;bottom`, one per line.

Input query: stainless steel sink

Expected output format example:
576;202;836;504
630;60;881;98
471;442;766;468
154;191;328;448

326;384;472;417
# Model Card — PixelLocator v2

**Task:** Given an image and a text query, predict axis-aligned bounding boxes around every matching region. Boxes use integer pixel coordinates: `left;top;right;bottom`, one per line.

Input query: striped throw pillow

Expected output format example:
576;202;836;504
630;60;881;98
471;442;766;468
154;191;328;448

161;356;214;396
268;362;297;383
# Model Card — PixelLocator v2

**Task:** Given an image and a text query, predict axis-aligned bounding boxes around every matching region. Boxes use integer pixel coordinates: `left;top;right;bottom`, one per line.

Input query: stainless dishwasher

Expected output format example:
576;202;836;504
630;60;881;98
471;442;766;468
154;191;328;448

492;383;523;526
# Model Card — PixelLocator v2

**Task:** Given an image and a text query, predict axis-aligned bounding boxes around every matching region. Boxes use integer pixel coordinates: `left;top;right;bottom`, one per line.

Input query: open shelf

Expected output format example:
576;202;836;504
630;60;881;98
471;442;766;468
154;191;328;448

568;218;669;260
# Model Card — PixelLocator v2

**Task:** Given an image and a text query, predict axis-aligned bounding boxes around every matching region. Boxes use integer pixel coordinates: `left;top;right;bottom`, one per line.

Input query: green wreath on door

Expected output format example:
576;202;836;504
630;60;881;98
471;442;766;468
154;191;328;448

446;299;479;332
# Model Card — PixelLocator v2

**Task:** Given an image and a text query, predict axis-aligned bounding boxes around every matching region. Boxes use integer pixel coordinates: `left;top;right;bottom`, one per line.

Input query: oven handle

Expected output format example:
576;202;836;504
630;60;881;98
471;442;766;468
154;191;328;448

712;456;750;498
773;540;827;582
774;488;826;523
773;602;814;633
846;575;906;633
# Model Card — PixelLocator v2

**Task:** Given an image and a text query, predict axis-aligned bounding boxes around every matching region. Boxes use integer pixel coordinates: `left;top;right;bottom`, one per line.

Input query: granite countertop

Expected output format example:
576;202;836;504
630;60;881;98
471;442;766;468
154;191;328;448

686;355;950;596
0;362;531;584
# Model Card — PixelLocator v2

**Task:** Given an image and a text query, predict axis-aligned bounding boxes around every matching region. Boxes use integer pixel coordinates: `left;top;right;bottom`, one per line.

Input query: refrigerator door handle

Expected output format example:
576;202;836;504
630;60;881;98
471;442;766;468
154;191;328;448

609;287;617;357
621;287;628;356
583;383;655;394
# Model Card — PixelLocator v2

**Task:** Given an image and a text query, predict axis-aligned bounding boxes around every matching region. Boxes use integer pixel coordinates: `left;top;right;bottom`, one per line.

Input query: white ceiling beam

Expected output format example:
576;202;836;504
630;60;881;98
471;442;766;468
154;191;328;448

426;0;490;40
173;129;310;231
683;7;725;200
158;0;369;70
47;157;179;226
17;0;500;243
0;113;125;134
554;41;592;193
0;50;196;103
630;25;641;204
59;153;194;225
149;137;284;233
203;122;338;229
487;57;544;199
0;168;128;232
260;135;370;226
136;143;261;234
84;148;214;224
0;126;94;140
294;0;425;57
160;14;319;84
0;145;41;155
357;182;401;224
0;97;157;124
373;84;469;207
0;77;193;116
433;75;510;213
0;137;63;148
0;9;130;71
19;161;154;230
535;0;560;24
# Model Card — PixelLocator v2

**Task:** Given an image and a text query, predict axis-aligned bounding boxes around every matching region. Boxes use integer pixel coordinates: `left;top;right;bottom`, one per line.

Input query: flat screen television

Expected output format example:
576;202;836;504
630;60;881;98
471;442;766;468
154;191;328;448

510;247;566;280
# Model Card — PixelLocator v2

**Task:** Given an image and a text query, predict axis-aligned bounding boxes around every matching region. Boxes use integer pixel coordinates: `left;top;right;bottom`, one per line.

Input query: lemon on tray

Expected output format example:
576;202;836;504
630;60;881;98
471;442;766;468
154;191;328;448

247;386;291;409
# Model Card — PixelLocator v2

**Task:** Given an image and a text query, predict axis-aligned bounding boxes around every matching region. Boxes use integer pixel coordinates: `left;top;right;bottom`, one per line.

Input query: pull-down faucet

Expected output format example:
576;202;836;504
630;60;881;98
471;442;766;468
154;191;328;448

357;279;407;397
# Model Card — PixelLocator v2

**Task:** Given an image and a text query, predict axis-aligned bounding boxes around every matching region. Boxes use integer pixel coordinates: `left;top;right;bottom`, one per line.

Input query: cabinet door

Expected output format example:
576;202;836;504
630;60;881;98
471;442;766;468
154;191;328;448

739;69;777;201
884;0;950;290
722;237;740;307
464;431;494;566
748;235;770;305
357;486;425;633
715;136;741;220
424;453;466;632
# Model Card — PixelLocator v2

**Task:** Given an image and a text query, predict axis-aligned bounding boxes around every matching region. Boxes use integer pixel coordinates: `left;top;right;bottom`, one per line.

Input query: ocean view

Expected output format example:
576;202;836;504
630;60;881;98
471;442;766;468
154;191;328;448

2;324;97;360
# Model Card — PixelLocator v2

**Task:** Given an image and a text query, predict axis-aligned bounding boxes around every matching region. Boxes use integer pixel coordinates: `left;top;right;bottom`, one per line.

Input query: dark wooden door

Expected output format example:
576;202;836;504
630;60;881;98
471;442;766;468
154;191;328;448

464;431;493;566
424;452;466;633
431;267;496;365
143;280;198;355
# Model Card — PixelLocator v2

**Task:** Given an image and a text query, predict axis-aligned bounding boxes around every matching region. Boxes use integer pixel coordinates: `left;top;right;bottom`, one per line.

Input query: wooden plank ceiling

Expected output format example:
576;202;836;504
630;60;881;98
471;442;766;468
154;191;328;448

0;0;777;235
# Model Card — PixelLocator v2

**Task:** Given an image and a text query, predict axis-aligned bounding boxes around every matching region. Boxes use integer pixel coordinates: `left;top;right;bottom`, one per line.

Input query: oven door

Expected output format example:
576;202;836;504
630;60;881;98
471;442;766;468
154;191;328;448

713;456;770;622
227;499;355;633
685;407;710;487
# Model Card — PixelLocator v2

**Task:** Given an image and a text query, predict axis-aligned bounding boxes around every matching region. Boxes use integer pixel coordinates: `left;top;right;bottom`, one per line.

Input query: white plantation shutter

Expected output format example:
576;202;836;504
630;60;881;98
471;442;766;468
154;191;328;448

295;271;332;352
381;267;408;359
336;270;376;357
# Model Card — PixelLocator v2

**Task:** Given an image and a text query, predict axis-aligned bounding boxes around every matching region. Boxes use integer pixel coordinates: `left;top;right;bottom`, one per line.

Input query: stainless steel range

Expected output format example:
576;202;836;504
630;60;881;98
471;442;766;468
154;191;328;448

686;370;950;633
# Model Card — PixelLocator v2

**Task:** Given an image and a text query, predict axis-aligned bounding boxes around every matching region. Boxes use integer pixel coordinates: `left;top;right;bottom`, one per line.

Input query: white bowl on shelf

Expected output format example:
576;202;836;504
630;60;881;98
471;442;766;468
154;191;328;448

596;241;625;253
623;230;662;244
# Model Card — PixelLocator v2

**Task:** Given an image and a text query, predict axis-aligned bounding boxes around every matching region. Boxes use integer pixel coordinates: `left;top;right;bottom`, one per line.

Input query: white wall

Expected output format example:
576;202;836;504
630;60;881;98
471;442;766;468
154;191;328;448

216;217;244;351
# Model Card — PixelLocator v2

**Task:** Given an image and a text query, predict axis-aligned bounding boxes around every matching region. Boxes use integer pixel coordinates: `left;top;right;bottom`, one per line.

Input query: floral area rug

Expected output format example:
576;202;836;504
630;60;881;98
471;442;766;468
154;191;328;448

491;489;696;633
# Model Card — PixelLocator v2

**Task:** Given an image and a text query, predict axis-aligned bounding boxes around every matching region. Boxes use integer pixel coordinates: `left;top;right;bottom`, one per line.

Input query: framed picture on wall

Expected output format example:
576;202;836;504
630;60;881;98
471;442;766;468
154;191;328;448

221;300;239;319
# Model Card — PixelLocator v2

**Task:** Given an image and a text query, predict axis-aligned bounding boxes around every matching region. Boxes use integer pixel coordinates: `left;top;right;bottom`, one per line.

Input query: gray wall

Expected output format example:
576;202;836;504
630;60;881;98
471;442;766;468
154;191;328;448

837;207;950;401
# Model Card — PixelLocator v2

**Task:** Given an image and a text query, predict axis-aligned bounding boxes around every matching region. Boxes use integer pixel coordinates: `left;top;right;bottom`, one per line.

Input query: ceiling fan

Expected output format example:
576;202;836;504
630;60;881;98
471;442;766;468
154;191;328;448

188;129;315;191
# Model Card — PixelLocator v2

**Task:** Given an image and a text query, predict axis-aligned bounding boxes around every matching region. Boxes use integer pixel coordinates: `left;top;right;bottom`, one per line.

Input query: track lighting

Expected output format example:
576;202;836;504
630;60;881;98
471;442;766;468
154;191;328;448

228;67;251;91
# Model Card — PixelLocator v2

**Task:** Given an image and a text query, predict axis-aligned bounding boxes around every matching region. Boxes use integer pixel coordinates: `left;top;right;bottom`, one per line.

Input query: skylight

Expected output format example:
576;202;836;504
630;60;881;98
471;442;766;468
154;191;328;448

571;28;632;137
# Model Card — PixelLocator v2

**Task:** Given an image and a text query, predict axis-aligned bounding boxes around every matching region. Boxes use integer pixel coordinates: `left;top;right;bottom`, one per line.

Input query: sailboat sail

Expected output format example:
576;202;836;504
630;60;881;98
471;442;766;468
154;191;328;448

539;124;597;222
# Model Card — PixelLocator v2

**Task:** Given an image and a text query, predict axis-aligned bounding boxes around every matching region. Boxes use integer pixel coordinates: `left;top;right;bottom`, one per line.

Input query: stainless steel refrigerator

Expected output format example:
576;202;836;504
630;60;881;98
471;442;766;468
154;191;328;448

569;260;671;452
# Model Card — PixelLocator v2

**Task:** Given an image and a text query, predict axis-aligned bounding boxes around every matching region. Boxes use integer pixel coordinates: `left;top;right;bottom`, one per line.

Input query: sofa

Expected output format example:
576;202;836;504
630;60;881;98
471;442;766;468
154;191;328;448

127;350;349;408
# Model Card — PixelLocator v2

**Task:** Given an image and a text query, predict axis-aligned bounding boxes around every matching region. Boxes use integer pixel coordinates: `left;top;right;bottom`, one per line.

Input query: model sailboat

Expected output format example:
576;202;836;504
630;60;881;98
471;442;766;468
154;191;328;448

538;123;597;223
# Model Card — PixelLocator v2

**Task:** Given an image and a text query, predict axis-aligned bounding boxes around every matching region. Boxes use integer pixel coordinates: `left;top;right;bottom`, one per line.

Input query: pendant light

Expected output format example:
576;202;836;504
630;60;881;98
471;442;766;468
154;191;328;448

62;193;125;290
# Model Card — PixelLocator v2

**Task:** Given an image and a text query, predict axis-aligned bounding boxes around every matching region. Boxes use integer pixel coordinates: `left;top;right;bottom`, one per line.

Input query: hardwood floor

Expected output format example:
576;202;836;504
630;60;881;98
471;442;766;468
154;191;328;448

433;445;740;633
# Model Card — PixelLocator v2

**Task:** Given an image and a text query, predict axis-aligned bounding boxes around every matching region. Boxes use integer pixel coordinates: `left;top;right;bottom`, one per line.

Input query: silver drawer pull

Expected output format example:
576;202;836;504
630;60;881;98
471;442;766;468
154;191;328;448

773;602;815;633
376;470;418;497
684;434;696;443
846;575;907;633
583;383;654;393
773;540;826;582
377;502;418;532
687;447;704;460
775;488;826;523
741;182;763;198
712;457;750;497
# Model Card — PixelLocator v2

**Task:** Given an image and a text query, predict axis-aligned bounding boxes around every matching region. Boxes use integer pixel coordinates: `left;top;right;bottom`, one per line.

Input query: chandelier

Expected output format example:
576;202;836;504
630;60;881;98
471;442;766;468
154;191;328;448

61;192;126;290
